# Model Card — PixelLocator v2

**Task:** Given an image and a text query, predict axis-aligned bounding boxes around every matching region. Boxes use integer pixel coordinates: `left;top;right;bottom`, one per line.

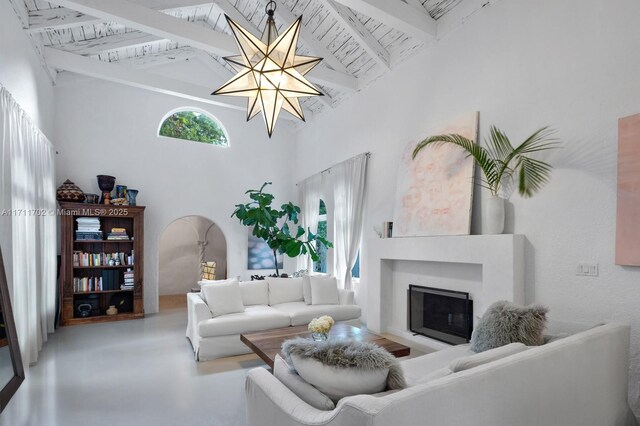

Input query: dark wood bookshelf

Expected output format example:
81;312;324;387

59;202;145;326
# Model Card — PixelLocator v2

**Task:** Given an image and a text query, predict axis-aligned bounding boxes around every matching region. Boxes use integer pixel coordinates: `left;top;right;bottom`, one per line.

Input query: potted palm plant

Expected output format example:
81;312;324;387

412;126;559;234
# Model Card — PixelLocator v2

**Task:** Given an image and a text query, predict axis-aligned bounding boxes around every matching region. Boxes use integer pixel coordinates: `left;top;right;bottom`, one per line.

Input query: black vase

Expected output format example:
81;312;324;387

97;175;116;204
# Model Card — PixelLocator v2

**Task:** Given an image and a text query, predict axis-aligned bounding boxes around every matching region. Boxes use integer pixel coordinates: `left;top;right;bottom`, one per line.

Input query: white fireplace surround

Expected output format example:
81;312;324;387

366;235;525;346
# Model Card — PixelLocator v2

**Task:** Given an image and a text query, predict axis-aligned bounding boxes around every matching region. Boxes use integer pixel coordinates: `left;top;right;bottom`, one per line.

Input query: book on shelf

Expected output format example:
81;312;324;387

74;276;103;292
76;231;103;240
107;227;129;240
99;269;122;291
73;251;134;267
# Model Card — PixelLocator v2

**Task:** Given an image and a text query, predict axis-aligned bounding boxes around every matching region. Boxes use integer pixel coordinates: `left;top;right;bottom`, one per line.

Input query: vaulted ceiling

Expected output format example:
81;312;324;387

9;0;466;121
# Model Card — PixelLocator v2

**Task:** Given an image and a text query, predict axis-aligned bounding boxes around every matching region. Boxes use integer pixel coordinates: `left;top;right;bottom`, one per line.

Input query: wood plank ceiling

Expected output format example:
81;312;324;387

11;0;465;120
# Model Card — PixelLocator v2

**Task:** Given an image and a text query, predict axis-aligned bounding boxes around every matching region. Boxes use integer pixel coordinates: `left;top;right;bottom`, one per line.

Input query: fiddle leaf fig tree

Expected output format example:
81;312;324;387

231;182;332;276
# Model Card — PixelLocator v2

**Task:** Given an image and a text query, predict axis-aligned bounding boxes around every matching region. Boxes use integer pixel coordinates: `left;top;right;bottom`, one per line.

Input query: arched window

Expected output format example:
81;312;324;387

158;108;229;146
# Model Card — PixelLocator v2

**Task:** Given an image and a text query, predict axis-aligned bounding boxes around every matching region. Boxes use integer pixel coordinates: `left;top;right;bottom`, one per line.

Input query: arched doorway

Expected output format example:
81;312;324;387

158;216;227;310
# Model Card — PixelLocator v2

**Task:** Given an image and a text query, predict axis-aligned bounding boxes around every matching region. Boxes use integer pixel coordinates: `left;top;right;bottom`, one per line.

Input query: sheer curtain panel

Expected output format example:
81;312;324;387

297;174;323;272
0;86;56;365
333;153;368;290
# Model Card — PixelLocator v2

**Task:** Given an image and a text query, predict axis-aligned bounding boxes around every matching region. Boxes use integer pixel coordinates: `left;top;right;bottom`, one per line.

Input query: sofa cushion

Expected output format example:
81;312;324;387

282;338;406;402
270;302;361;326
198;278;237;305
273;354;335;411
471;300;548;352
267;277;304;305
201;280;245;317
310;276;340;305
400;344;474;386
449;342;528;373
239;280;269;306
197;305;290;338
303;274;333;304
302;275;312;304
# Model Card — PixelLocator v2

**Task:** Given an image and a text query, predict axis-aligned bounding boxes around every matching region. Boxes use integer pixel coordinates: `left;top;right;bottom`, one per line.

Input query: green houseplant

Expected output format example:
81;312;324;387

232;182;332;276
412;126;559;233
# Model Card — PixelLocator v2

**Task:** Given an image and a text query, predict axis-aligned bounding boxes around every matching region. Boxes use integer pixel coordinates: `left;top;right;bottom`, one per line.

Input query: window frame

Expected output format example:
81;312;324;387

157;107;230;147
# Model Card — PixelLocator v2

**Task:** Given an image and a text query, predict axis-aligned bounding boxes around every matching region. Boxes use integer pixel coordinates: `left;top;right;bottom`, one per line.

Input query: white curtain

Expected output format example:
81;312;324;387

0;86;57;365
297;173;323;272
333;153;368;290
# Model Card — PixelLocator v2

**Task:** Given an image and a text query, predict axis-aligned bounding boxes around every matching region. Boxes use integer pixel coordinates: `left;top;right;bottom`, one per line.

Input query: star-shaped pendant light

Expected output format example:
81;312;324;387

212;1;323;138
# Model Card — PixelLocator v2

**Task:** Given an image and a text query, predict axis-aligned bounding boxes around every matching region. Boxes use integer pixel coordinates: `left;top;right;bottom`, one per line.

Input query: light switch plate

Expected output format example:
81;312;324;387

576;263;599;277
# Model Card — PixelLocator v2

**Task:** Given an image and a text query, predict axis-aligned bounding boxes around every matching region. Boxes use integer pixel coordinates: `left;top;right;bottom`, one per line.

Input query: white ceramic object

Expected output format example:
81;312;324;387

484;196;505;234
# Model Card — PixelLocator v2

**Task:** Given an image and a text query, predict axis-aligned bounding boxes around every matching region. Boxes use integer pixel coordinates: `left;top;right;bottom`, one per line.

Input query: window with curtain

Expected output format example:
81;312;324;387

0;86;57;365
313;200;327;273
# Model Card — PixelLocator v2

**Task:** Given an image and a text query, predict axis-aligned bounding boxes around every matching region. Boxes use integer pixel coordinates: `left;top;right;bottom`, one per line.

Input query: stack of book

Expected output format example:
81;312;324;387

107;227;129;240
121;269;134;290
76;217;102;240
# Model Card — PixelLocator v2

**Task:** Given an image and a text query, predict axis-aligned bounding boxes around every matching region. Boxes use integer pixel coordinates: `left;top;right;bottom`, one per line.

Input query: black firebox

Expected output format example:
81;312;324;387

408;285;473;345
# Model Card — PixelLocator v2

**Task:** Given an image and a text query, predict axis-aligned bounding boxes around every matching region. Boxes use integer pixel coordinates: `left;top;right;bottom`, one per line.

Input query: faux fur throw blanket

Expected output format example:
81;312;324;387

281;337;406;390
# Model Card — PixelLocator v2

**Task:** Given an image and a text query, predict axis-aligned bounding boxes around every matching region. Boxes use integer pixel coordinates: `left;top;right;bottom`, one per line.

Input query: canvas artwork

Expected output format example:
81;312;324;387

247;235;284;270
392;112;479;237
615;113;640;265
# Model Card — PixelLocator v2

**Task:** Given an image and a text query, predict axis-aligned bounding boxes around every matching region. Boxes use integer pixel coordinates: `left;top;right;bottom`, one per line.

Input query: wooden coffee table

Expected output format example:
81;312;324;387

240;322;411;368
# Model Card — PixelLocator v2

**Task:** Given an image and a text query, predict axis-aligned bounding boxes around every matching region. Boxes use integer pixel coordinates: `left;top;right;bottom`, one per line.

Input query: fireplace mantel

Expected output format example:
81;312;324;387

365;234;525;335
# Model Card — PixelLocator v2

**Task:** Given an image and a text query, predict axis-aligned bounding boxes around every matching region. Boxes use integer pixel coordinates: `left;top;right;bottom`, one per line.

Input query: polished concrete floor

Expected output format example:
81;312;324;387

0;307;265;426
0;306;428;426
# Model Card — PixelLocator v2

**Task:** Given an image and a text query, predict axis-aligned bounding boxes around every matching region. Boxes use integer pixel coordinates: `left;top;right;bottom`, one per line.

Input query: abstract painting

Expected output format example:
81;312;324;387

248;234;284;270
392;112;478;237
616;113;640;265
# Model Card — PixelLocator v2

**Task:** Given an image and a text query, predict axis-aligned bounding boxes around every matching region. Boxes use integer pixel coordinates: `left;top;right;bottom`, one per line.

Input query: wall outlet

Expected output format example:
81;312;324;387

576;262;599;277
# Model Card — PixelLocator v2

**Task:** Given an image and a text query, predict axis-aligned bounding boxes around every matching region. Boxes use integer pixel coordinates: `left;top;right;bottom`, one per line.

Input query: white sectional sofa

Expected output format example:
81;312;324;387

245;322;637;426
186;277;361;361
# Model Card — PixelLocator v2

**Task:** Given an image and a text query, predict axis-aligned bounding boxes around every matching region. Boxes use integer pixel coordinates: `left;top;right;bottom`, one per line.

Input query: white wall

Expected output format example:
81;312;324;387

54;66;297;313
294;0;640;411
159;216;227;296
0;2;54;137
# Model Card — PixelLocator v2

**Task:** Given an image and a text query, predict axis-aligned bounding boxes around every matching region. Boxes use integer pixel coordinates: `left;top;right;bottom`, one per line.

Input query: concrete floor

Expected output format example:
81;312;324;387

0;307;428;426
0;308;265;426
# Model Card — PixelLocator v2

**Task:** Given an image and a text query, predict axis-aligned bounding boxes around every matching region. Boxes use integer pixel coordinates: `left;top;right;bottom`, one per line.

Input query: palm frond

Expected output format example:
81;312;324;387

413;134;498;189
486;126;513;162
517;157;553;197
508;126;559;158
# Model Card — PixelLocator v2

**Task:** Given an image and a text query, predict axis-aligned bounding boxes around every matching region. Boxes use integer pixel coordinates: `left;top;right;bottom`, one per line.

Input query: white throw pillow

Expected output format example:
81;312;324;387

290;354;388;402
273;355;335;410
201;280;245;317
267;277;304;305
302;275;312;305
198;278;240;305
239;280;269;306
449;342;528;373
310;276;340;305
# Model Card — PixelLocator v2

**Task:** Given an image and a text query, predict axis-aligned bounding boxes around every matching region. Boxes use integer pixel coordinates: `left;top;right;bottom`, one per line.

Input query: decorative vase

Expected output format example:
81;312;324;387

126;189;139;206
56;179;85;202
484;195;505;234
84;193;99;204
311;332;328;341
97;175;116;205
106;305;118;316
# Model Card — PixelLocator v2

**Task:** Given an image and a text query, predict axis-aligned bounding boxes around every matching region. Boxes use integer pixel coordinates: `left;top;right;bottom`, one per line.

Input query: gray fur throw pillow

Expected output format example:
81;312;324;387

471;301;548;353
281;338;406;390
